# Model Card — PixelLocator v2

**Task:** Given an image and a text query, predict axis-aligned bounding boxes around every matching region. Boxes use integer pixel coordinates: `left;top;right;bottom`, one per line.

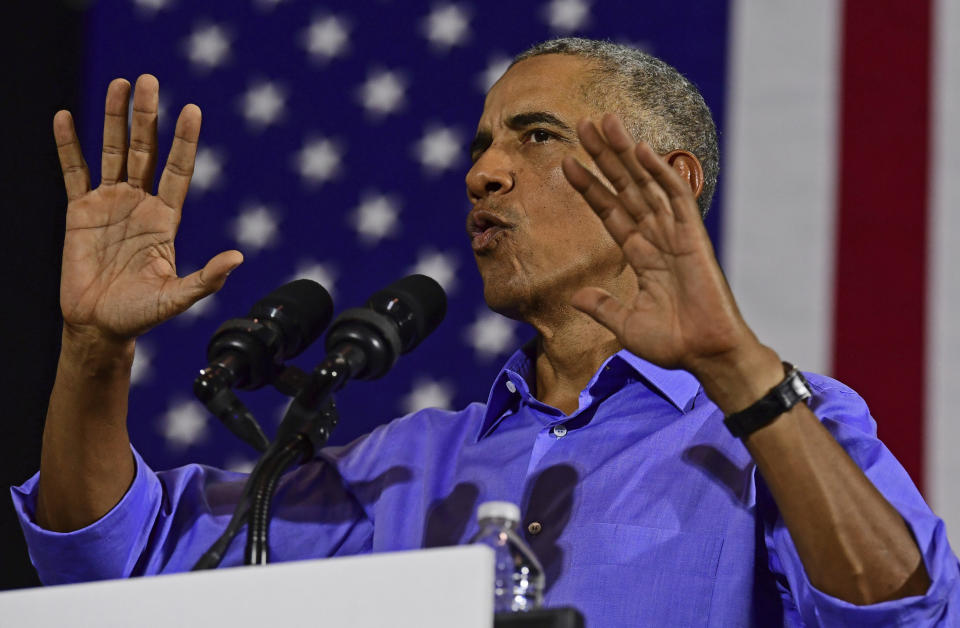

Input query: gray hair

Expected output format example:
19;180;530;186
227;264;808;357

512;38;719;217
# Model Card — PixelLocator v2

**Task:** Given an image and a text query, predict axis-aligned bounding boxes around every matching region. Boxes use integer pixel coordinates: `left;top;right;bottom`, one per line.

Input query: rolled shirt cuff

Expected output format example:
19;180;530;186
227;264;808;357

776;506;960;626
9;447;162;585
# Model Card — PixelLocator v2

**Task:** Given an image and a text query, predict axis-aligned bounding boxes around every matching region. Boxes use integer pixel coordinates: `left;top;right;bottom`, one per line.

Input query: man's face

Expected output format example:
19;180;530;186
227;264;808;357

466;54;630;319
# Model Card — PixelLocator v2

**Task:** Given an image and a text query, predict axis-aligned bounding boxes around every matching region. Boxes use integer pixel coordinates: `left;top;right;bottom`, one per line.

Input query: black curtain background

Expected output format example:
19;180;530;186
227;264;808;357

0;0;86;589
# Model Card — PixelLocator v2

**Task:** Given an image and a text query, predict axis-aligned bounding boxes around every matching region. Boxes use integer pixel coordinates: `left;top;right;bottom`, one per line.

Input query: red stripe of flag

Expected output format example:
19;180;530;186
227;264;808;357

833;0;931;489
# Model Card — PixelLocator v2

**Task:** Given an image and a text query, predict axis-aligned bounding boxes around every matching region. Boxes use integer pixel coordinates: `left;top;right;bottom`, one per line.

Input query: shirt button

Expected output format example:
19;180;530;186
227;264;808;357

552;425;567;438
527;521;542;535
505;380;517;393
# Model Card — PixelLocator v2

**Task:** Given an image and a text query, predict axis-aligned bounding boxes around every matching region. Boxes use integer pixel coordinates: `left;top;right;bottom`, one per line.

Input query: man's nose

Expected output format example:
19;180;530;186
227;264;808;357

465;150;514;202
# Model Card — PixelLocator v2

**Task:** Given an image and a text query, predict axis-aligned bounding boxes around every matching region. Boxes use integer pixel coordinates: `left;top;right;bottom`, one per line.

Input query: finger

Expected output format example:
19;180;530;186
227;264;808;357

570;286;630;339
633;142;699;223
577;118;664;225
562;156;640;245
53;111;90;201
599;114;659;188
597;115;680;224
579;117;655;194
127;74;159;189
577;118;637;193
171;250;244;313
101;78;131;185
562;155;624;221
158;104;202;210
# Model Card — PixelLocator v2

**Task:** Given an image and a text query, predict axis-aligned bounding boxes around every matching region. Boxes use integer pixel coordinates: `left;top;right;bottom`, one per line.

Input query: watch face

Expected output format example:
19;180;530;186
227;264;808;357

788;371;812;400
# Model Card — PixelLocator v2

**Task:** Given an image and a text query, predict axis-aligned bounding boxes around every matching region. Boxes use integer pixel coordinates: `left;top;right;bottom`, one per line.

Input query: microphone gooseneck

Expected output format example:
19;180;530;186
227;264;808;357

245;275;447;565
193;275;445;570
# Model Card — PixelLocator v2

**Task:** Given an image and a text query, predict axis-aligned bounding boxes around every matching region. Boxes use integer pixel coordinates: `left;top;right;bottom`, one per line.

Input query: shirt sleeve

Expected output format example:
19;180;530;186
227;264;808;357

10;446;374;585
760;376;960;627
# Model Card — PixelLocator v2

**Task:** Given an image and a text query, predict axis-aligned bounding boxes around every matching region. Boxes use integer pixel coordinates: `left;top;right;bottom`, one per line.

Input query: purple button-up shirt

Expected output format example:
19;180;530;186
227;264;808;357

12;347;960;626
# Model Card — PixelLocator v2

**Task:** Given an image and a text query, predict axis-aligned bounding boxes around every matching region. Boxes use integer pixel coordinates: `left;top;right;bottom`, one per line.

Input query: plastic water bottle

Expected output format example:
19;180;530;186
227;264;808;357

469;501;545;613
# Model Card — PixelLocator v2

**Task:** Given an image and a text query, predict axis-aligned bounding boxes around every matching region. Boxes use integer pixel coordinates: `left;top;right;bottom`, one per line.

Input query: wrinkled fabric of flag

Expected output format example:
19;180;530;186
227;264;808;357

77;0;729;473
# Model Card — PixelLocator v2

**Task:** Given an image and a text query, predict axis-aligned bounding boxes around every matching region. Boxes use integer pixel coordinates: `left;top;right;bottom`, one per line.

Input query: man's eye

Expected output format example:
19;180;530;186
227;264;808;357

526;129;552;144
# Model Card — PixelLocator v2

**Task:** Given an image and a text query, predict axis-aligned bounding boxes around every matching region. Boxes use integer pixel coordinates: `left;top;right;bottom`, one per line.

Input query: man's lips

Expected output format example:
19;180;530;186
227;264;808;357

470;225;510;252
467;209;514;252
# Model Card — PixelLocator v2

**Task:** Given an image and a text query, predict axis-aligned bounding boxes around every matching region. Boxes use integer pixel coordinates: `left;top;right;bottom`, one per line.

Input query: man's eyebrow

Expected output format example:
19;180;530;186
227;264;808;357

470;130;492;158
505;111;574;133
469;111;575;160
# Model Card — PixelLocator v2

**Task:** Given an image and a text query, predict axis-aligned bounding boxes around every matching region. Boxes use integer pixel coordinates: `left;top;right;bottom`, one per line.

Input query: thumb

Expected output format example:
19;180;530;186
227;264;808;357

173;249;244;311
571;286;630;338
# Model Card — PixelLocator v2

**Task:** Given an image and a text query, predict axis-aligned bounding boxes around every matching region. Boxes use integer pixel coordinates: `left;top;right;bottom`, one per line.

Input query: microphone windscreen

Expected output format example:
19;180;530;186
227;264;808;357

250;279;334;355
368;274;446;351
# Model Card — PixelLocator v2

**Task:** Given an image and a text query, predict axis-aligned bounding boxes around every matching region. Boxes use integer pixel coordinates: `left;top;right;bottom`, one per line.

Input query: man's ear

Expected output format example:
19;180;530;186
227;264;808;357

664;150;704;199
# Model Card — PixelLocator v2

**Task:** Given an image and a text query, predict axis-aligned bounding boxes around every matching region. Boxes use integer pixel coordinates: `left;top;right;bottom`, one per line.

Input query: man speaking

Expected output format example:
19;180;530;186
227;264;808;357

12;38;960;626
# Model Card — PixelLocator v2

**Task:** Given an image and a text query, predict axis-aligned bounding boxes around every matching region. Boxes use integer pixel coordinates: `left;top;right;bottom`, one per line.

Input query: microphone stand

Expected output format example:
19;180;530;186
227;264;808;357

194;274;444;569
191;347;364;569
243;345;365;565
190;363;335;571
242;435;315;564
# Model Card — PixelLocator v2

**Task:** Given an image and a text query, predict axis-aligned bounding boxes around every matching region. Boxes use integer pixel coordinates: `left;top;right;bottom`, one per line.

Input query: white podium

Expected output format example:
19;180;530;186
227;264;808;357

0;545;495;627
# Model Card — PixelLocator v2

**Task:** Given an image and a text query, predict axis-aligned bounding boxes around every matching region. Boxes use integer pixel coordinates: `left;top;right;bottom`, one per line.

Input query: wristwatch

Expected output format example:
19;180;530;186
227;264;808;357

723;362;812;439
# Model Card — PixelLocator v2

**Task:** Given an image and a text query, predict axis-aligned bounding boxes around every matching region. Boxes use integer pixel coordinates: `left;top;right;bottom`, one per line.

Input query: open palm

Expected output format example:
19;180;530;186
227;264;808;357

562;114;757;374
55;75;241;341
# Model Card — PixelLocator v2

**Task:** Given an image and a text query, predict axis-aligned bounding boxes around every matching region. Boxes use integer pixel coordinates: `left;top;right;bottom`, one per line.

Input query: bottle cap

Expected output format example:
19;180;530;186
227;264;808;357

477;501;521;523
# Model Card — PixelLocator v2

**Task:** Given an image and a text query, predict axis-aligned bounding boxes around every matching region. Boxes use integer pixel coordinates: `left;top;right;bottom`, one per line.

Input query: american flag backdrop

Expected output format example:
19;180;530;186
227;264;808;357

74;0;960;543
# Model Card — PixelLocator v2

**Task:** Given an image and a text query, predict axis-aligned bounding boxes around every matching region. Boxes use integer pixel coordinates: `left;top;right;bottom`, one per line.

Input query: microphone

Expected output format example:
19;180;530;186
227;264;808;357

194;279;333;451
244;275;446;565
277;274;446;445
203;279;333;390
324;273;447;380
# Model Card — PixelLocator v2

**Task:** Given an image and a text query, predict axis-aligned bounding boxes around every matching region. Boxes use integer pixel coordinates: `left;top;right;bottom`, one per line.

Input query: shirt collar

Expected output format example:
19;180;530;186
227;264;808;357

615;351;701;413
476;340;537;440
476;343;701;441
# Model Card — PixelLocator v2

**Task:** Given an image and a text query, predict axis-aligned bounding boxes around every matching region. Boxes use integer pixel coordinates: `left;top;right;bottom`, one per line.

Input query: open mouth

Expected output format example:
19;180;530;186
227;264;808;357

467;210;514;252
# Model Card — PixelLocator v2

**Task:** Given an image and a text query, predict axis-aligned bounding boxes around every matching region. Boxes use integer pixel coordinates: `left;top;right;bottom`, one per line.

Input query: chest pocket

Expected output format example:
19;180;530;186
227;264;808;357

554;523;724;627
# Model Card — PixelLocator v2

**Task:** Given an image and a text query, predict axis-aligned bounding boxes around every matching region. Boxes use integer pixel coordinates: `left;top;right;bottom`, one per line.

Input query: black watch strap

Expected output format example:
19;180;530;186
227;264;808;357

723;362;812;439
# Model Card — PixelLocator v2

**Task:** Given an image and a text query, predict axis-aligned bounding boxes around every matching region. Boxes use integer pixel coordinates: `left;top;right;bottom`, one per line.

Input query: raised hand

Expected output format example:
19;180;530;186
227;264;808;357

35;75;245;532
54;74;242;342
563;114;933;605
561;114;767;385
563;114;756;372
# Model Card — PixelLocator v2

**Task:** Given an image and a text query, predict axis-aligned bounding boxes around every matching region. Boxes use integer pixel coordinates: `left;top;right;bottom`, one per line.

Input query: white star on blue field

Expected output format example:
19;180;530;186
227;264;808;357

78;0;728;470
